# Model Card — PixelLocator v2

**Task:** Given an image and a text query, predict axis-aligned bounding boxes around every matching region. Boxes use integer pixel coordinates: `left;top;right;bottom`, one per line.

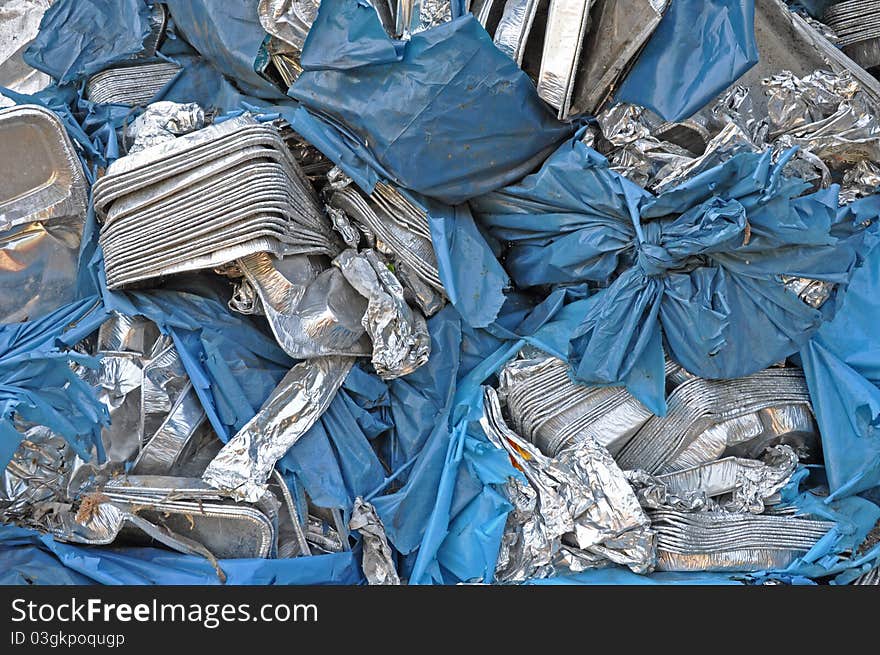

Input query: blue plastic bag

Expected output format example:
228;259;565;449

473;132;866;414
24;0;154;85
290;0;572;204
801;198;880;499
616;0;758;121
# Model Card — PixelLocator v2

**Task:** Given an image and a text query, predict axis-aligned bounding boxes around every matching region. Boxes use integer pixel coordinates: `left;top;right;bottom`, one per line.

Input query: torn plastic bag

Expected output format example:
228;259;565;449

419;193;508;328
525;568;745;584
103;285;293;443
800;200;880;499
615;0;759;122
290;0;572;204
0;524;363;585
472;131;866;413
162;0;290;102
0;297;108;470
24;0;154;86
779;480;880;579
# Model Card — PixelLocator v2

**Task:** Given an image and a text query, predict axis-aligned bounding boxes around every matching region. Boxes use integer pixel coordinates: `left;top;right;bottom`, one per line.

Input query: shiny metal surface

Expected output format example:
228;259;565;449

481;387;655;578
202;357;354;502
350;497;401;584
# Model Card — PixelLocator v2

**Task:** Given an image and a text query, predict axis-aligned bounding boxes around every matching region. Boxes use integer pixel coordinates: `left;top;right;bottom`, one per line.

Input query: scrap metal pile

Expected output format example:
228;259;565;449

0;0;879;585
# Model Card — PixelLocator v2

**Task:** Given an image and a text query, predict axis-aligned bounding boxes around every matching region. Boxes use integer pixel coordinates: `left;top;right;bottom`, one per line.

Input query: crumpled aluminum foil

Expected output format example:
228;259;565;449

481;387;655;580
628;445;798;514
1;424;76;529
650;509;834;572
202;356;355;502
233;251;371;359
259;0;321;51
126;101;206;155
349;497;401;584
334;248;430;379
840;159;880;203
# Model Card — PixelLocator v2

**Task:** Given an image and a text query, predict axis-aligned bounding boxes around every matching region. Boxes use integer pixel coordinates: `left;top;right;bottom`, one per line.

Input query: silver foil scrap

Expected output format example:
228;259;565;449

334;248;430;379
627;445;799;514
202;356;355;502
125;101;206;155
233;251;371;359
349;497;401;584
481;386;656;579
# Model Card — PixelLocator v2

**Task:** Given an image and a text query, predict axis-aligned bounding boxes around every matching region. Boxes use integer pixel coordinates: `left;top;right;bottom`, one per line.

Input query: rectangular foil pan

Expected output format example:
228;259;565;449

0;104;88;231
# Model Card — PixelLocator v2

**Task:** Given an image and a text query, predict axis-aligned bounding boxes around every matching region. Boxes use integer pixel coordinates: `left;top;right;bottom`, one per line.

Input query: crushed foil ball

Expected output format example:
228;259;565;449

334;248;430;380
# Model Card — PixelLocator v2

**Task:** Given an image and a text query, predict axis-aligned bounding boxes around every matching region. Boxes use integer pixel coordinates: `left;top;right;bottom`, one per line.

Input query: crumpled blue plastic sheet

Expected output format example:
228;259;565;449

24;0;154;86
472;131;869;414
0;298;108;469
0;525;363;585
162;0;289;102
616;0;759;122
289;0;573;205
801;198;880;500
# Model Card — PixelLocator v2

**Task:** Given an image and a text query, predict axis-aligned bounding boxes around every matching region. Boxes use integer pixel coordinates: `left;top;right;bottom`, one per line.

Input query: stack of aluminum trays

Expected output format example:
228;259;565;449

615;368;815;474
85;61;182;106
94;115;336;289
329;181;446;308
824;0;880;72
489;0;667;118
649;509;834;571
499;355;659;456
500;355;816;473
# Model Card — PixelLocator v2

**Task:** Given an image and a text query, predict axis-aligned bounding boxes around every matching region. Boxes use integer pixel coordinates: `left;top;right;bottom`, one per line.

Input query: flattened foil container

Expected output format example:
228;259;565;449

493;0;546;65
234;251;371;359
650;509;833;572
202;357;355;502
567;0;667;118
55;496;275;562
334;248;430;379
0;104;88;232
131;383;208;476
85;61;181;106
537;0;594;117
269;470;311;558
